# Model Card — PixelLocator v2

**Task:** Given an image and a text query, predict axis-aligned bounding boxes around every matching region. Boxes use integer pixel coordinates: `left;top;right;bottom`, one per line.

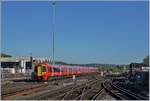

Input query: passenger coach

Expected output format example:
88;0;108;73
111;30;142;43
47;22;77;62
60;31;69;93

32;63;97;81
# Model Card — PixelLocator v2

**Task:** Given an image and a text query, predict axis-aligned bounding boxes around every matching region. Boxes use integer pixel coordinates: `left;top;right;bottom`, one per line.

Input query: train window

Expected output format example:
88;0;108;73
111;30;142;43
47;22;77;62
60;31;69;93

53;68;57;72
67;68;69;72
53;68;60;72
61;68;64;72
49;68;52;72
34;66;37;72
42;66;46;72
58;68;60;72
78;68;80;72
69;68;72;73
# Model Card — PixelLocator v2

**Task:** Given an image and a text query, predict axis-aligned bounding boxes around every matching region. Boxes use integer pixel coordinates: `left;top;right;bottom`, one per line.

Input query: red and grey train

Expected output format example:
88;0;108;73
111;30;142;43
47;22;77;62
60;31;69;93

32;63;97;81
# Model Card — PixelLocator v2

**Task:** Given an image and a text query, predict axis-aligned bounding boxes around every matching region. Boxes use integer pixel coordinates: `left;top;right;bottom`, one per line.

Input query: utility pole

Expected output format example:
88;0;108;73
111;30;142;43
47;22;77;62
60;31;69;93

52;1;55;65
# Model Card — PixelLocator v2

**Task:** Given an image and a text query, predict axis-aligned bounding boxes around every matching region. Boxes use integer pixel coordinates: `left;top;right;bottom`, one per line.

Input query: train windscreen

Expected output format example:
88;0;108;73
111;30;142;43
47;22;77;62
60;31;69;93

42;66;46;72
34;66;37;73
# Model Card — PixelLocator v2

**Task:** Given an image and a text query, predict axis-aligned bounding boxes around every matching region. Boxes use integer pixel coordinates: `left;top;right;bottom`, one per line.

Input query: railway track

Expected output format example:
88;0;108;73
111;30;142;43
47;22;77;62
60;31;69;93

79;78;104;100
5;74;145;100
1;81;46;95
21;75;94;100
90;88;105;100
103;79;147;100
33;75;102;100
36;79;96;100
2;74;95;100
4;75;146;100
51;76;104;100
2;83;49;100
2;77;75;100
61;79;98;100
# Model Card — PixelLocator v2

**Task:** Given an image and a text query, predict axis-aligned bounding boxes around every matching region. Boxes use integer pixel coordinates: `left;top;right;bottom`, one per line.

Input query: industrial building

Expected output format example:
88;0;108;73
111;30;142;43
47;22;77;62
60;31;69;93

1;53;51;74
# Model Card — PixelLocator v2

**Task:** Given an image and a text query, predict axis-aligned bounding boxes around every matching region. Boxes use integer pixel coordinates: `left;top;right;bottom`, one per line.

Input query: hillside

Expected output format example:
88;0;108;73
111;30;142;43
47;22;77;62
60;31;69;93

1;53;12;57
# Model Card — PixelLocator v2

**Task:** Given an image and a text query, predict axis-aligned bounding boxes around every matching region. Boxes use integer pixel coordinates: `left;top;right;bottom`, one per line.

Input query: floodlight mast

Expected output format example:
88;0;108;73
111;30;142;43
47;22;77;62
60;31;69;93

52;1;55;66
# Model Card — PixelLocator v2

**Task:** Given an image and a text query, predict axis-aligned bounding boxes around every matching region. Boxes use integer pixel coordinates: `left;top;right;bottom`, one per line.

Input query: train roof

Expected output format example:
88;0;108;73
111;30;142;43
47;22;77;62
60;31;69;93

38;63;97;69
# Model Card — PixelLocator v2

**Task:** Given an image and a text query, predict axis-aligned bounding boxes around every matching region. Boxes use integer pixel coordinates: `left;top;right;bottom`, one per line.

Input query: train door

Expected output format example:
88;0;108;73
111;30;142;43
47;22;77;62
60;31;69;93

59;66;62;76
41;65;47;81
37;65;42;80
53;67;59;76
38;65;48;81
78;68;81;75
69;68;72;76
45;66;53;80
63;67;67;76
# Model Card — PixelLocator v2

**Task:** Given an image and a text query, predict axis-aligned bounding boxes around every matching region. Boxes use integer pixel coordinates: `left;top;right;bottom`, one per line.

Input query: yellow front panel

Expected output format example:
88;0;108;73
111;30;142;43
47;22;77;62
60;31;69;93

37;66;42;76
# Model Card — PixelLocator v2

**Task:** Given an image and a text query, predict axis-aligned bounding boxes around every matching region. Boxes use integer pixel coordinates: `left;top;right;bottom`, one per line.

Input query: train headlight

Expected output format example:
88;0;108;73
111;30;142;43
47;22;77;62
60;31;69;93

42;72;46;75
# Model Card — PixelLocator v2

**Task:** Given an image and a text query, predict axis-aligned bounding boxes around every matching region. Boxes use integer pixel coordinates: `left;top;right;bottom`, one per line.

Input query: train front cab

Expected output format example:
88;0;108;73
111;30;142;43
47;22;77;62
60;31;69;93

33;64;47;81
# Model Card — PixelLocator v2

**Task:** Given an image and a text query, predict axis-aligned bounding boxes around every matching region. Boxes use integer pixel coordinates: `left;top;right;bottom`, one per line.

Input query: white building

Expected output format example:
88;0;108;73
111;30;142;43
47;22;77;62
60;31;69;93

1;56;51;74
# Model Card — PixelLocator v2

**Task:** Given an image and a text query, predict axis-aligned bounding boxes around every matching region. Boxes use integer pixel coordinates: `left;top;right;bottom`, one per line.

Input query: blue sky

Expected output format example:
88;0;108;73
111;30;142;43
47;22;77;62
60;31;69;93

2;1;149;64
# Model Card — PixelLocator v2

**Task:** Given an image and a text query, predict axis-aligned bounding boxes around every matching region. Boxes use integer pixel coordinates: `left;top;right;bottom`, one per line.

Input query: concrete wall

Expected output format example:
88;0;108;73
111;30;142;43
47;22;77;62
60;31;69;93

1;68;15;74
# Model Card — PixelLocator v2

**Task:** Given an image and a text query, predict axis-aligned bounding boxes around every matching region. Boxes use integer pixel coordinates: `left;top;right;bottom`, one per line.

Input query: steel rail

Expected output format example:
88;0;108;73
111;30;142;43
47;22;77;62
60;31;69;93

111;82;147;100
91;88;104;100
73;79;101;100
62;79;98;100
57;78;99;100
103;80;126;100
103;79;147;100
35;75;99;100
51;79;94;100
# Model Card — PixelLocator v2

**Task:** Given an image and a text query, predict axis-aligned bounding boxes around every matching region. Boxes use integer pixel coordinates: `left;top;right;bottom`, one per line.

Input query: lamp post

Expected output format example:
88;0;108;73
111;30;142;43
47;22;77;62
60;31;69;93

52;1;55;66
